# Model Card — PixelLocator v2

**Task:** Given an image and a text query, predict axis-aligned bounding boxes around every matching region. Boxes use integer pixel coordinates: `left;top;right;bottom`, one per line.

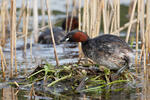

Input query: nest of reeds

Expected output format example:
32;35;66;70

25;62;135;93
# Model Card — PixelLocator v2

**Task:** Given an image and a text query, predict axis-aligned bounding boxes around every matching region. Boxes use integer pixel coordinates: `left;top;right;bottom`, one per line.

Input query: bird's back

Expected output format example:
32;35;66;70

82;34;134;70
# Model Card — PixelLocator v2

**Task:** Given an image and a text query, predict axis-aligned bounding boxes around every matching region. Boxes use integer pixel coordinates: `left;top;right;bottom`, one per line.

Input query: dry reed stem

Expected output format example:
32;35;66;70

117;0;120;35
68;0;77;32
109;2;115;34
126;0;137;43
111;0;117;34
0;47;7;70
45;0;59;66
85;0;89;35
0;46;5;78
10;0;16;78
24;1;29;57
96;0;102;36
14;0;17;76
82;0;86;32
135;0;140;74
30;36;33;59
6;2;10;29
33;0;38;43
111;0;120;36
1;1;6;46
78;0;81;30
139;0;146;75
89;0;95;37
65;0;69;32
40;0;45;27
138;44;144;65
29;84;35;100
110;15;147;34
16;0;25;32
14;41;17;75
78;0;83;58
146;0;150;64
102;0;108;34
28;1;33;59
145;28;149;64
22;0;26;56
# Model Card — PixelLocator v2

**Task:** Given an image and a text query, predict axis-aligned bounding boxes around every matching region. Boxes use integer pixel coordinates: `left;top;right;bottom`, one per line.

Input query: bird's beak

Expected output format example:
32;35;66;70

60;36;69;42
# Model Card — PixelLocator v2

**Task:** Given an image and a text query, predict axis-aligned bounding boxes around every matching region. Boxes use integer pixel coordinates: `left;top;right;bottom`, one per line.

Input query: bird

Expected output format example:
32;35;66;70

60;30;134;74
38;16;78;44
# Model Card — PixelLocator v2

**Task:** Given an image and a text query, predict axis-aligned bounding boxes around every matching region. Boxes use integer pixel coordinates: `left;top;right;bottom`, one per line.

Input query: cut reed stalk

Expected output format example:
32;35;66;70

45;0;59;66
126;0;137;43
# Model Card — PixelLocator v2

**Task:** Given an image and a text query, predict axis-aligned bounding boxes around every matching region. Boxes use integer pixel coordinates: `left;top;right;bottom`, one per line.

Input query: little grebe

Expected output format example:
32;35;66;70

61;30;134;74
38;17;78;44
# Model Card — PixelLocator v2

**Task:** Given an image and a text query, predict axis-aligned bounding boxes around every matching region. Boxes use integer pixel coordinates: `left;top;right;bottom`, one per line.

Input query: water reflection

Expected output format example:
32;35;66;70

142;65;150;100
1;87;20;100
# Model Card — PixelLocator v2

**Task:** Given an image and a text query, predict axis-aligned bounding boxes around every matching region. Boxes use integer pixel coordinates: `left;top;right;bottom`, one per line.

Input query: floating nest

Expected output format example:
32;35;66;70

24;62;135;94
8;61;136;99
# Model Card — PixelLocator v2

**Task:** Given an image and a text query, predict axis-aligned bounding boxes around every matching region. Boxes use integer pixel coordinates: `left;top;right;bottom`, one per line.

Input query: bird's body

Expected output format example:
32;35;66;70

61;30;134;73
82;34;133;70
